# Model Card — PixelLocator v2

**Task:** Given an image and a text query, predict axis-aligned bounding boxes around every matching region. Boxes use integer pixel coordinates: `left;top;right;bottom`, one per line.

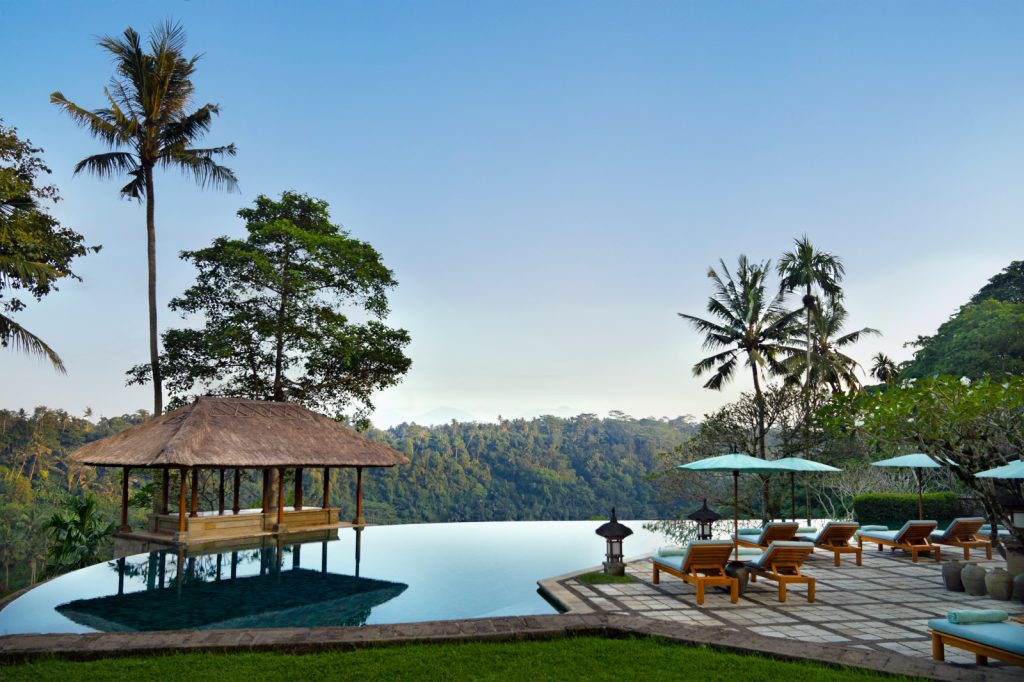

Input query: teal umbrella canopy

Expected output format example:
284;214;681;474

871;453;942;468
772;457;841;524
773;457;841;473
976;460;1024;479
676;453;792;473
871;453;943;520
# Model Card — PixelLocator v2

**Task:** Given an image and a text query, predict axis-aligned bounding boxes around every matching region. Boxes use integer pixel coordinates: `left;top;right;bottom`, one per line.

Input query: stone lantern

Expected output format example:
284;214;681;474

687;498;720;541
595;507;633;576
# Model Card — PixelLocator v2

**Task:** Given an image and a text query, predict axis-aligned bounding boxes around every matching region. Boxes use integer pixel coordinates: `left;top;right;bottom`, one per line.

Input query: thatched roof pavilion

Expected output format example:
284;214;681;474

70;397;409;542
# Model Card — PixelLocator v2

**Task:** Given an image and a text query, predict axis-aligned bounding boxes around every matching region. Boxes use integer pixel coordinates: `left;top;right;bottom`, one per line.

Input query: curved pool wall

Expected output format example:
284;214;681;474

0;520;669;635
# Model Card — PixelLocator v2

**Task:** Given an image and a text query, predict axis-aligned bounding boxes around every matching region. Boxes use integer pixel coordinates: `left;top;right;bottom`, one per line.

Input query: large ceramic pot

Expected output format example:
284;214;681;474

961;563;988;597
1005;538;1024;580
986;568;1013;601
1013;572;1024;604
725;562;750;596
942;560;966;592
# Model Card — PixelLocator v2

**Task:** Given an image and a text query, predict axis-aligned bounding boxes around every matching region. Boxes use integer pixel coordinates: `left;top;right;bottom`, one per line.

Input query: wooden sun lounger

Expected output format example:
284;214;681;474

857;521;941;563
652;540;739;605
806;521;861;567
930;517;991;560
929;617;1024;667
745;541;815;603
735;522;799;550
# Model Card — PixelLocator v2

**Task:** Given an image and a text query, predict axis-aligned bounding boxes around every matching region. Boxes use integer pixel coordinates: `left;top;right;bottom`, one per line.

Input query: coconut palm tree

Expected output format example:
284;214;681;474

783;303;879;393
870;352;899;385
679;256;804;460
777;237;846;390
51;21;237;415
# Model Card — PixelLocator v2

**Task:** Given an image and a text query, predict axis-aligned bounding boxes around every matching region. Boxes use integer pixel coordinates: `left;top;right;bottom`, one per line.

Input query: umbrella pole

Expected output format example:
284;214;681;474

733;471;739;561
806;480;811;526
917;469;924;520
790;472;796;523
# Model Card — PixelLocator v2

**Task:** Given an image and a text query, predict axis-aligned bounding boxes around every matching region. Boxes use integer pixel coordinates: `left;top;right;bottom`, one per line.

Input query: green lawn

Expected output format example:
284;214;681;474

2;636;918;681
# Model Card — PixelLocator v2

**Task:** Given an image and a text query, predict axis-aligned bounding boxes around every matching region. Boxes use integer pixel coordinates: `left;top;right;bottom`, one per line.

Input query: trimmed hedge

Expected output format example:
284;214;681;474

853;492;960;528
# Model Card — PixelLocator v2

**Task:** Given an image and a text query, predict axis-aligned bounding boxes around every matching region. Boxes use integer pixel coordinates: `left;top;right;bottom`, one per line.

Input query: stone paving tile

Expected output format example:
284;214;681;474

560;548;1024;675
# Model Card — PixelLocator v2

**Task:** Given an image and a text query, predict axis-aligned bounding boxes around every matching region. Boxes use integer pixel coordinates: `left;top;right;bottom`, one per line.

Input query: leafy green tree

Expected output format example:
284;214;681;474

52;21;237;415
1;119;97;370
128;192;411;426
679;256;803;461
44;492;114;576
783;303;879;394
817;375;1024;546
902;300;1024;379
777;237;845;389
970;260;1024;305
870;352;899;385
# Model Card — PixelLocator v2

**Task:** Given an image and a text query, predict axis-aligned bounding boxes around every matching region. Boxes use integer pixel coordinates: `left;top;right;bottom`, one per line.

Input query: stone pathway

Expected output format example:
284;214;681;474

543;548;1024;672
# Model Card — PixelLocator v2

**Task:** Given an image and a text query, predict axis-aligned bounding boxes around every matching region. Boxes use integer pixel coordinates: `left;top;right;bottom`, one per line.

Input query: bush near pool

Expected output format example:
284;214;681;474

853;492;959;528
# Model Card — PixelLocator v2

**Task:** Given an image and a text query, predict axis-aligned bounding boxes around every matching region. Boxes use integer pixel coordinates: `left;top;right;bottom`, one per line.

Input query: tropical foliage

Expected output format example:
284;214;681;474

51;21;236;415
43;493;115;576
817;375;1024;545
678;256;804;461
0;120;97;370
126;192;412;427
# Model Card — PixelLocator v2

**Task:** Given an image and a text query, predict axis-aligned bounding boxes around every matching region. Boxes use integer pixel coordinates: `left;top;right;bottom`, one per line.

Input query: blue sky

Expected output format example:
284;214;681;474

2;1;1022;426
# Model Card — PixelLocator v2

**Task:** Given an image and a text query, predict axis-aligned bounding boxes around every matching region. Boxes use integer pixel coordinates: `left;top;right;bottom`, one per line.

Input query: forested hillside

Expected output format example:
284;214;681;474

359;414;697;523
0;408;696;589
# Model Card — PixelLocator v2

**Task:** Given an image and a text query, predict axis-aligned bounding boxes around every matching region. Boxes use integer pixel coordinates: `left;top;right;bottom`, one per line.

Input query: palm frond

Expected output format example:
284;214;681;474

0;314;66;373
49;93;123;147
73;152;139;179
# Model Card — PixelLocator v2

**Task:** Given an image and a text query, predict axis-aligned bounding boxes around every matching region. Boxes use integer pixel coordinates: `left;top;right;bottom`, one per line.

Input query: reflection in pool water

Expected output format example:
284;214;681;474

0;520;669;634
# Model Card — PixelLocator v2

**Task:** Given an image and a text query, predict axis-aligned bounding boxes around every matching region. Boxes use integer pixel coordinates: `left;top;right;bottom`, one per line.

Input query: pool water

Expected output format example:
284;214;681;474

0;520;669;634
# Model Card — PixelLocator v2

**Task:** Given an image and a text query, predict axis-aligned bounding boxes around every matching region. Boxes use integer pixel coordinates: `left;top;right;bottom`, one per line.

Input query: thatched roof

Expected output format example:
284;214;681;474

70;397;410;469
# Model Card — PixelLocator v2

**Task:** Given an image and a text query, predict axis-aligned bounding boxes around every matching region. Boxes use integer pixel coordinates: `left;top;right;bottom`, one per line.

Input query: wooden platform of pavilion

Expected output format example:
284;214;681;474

69;397;409;551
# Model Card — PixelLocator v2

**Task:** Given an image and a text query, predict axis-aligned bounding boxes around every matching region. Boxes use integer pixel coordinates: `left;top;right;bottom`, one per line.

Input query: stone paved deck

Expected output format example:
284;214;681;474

541;546;1024;675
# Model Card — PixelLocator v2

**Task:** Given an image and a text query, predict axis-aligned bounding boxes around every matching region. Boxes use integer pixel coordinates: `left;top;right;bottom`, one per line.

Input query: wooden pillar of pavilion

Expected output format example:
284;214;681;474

218;468;226;514
353;466;365;526
178;468;188;533
322;467;330;509
232;469;241;514
295;467;304;509
262;469;270;512
161;468;170;514
190;468;199;517
276;467;286;527
119;466;131;532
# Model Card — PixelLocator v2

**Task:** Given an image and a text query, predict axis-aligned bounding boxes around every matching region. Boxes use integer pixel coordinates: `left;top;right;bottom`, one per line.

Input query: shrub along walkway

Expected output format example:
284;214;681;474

540;546;1023;675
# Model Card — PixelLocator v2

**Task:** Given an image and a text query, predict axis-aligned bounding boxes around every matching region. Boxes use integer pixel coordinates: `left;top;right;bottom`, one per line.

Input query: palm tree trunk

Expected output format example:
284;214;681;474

145;166;163;416
750;362;770;522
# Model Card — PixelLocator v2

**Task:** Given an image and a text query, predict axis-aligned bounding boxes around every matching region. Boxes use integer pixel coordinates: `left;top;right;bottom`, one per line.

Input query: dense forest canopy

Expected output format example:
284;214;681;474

0;408;697;591
902;260;1024;379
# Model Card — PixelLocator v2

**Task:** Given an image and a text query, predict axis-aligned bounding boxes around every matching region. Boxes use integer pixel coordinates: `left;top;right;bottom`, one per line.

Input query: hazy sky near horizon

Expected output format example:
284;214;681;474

2;1;1022;427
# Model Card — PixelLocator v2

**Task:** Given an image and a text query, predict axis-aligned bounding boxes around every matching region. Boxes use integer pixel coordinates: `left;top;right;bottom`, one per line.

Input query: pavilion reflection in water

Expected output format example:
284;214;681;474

56;529;404;632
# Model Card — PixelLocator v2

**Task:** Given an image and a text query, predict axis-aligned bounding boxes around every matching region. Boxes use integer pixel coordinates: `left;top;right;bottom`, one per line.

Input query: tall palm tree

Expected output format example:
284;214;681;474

51;21;237;415
679;256;804;460
870;352;899;385
783;303;879;394
777;236;846;390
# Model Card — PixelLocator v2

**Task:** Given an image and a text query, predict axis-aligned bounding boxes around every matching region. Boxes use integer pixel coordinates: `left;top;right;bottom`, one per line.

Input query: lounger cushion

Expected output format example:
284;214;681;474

653;540;738;569
743;541;812;569
932;517;985;541
858;529;899;542
737;528;761;536
800;521;859;543
859;525;889;532
928;618;1024;656
657;546;688;557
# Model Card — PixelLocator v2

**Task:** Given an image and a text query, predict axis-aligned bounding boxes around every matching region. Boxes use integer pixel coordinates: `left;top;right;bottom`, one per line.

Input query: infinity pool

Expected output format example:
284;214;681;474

0;520;669;634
